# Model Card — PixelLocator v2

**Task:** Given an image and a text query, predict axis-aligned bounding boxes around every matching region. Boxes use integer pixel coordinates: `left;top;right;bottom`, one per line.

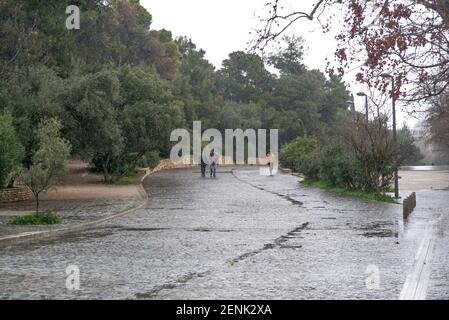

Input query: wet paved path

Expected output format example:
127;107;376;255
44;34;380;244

0;168;448;299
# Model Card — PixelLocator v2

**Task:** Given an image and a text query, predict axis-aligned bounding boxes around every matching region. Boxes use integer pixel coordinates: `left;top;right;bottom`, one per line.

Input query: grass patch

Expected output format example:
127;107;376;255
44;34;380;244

114;173;139;185
302;179;398;204
8;211;62;225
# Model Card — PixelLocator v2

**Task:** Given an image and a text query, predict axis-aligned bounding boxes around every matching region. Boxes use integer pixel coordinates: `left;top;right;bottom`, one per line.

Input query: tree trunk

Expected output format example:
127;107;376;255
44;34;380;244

102;161;110;183
35;193;39;215
102;167;109;183
102;156;113;183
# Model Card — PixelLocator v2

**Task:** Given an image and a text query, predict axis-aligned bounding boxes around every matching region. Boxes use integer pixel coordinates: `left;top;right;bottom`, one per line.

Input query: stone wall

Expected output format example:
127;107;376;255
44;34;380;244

149;156;264;172
161;155;268;166
150;158;194;174
0;187;33;203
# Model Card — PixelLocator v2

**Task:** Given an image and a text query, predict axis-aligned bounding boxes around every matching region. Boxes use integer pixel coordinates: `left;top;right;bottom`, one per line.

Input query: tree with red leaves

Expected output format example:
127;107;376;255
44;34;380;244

252;0;449;103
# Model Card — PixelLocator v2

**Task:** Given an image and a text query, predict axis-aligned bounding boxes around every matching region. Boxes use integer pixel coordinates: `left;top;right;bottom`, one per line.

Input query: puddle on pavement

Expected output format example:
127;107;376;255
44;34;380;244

120;227;170;232
362;230;398;238
280;245;303;249
355;221;398;238
192;228;234;233
275;222;309;246
233;174;304;206
192;228;212;232
283;196;303;206
134;271;209;299
230;222;309;264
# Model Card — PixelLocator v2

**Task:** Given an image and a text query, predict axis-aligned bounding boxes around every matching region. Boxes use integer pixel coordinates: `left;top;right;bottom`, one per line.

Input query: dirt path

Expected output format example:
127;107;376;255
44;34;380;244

1;160;143;213
0;160;144;235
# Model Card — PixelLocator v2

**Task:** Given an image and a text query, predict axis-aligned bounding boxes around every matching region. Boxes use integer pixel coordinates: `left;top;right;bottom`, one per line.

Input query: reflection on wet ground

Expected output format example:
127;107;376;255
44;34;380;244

0;167;448;299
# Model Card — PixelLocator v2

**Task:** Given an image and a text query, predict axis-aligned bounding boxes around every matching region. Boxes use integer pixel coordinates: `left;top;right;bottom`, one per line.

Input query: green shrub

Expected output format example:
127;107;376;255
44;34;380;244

8;211;62;225
115;172;139;185
298;152;321;180
279;137;319;173
141;150;160;169
280;118;405;197
317;145;360;190
297;144;358;189
299;143;398;196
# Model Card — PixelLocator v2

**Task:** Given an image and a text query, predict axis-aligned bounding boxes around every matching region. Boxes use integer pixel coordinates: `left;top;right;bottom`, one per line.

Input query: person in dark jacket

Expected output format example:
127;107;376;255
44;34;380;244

200;153;207;177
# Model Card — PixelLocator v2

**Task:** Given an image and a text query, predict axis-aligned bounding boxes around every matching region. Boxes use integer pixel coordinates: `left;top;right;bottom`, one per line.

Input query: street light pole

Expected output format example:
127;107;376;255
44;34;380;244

347;94;355;113
380;73;399;199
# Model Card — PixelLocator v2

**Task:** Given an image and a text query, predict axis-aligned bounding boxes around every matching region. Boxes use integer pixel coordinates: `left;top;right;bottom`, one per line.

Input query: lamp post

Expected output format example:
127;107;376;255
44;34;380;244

380;73;399;199
344;93;355;113
346;100;355;113
356;92;369;122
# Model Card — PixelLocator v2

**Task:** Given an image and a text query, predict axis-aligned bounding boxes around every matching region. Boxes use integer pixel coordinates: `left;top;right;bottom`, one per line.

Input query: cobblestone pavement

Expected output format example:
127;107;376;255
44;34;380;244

0;168;448;299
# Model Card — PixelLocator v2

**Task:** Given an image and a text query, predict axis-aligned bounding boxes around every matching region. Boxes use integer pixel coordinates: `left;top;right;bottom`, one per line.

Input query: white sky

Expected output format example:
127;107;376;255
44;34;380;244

141;0;419;128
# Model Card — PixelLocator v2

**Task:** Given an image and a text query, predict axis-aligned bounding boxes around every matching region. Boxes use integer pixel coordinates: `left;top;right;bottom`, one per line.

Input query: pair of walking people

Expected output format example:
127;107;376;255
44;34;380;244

200;149;219;178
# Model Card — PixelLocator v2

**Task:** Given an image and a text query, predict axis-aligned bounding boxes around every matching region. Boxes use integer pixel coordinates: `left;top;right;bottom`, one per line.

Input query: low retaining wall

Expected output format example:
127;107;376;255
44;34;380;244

0;187;33;203
403;192;417;219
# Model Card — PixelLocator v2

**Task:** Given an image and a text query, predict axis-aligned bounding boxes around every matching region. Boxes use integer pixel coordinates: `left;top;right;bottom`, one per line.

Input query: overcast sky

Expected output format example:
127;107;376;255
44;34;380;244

141;0;419;128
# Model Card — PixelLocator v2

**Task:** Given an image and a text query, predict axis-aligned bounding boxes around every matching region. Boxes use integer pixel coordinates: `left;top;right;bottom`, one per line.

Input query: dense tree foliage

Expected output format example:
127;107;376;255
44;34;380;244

0;110;24;187
0;0;351;185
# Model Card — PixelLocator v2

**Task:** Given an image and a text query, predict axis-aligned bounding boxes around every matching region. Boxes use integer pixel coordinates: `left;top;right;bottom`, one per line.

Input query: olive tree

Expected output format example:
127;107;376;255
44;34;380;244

20;118;71;214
